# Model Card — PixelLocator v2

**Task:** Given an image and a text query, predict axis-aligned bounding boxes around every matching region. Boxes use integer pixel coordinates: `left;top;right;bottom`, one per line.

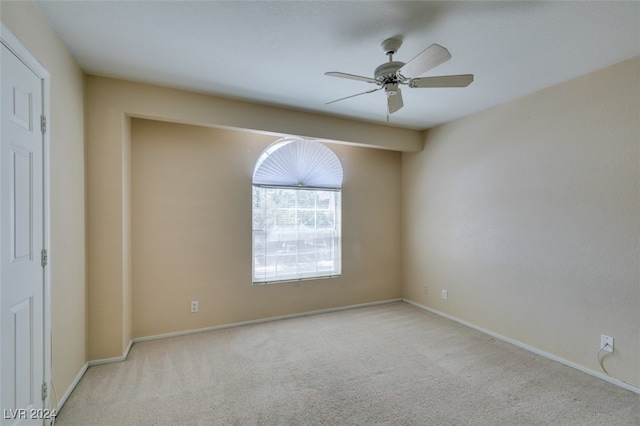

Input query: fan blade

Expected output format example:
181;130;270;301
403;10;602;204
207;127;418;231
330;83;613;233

397;44;451;79
387;88;404;114
409;74;474;88
325;72;377;84
326;87;382;105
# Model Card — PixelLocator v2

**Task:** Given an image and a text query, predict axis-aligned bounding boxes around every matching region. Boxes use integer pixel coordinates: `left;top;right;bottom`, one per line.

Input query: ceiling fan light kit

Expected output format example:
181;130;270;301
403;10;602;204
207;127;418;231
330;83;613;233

325;37;474;116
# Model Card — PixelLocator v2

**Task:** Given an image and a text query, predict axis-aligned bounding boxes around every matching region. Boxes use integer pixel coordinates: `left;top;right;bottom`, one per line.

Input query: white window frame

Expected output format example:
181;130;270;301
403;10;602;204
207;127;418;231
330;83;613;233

251;138;343;284
252;186;341;283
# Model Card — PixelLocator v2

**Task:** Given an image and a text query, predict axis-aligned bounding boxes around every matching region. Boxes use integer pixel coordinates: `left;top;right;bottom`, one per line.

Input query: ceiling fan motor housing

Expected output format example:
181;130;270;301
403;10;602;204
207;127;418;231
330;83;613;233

374;61;405;84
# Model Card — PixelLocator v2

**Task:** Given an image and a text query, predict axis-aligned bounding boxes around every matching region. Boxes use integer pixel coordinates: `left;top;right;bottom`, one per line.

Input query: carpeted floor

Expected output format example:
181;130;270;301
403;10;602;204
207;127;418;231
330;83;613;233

55;302;639;425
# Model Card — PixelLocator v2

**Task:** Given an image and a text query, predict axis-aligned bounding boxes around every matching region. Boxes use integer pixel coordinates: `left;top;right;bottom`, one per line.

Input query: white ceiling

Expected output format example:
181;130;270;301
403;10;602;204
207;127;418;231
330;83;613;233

35;1;640;130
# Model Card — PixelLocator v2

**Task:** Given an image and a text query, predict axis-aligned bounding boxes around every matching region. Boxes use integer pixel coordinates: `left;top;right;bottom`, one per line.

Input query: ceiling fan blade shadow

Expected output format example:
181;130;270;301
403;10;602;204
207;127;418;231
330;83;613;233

397;44;451;79
387;88;404;114
409;74;474;88
325;72;377;84
325;87;382;105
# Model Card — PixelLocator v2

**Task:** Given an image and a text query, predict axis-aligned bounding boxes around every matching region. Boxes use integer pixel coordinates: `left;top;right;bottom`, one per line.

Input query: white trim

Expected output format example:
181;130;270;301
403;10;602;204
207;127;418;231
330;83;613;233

88;299;400;363
402;298;640;395
88;339;133;366
1;24;50;77
1;23;53;413
57;341;133;412
54;362;88;412
133;298;402;343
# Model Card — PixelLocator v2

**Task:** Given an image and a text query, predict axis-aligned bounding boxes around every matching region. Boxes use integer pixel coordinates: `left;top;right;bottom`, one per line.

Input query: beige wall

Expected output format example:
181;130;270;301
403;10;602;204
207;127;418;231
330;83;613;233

131;119;401;337
86;76;417;359
402;57;640;387
1;0;87;407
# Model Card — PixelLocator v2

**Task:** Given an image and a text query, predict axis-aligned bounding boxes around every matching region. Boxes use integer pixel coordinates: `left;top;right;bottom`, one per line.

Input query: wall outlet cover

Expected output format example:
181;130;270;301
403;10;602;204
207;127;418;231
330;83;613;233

600;335;613;353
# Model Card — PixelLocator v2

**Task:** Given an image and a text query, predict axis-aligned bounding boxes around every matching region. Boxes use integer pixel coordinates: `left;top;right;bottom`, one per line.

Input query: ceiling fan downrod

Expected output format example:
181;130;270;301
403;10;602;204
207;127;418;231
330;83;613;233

375;37;406;84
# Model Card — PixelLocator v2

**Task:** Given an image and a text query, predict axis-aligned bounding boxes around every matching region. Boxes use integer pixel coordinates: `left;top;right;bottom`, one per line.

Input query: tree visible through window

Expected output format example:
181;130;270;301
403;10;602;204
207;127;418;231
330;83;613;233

252;138;343;283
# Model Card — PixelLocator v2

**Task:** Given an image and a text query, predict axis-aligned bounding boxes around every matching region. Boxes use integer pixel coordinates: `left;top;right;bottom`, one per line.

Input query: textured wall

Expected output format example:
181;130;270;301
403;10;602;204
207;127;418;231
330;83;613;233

131;119;401;338
402;57;640;387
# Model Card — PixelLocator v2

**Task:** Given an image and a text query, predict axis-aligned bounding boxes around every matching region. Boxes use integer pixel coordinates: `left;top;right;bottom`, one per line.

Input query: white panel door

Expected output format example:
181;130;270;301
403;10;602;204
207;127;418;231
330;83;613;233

1;43;45;425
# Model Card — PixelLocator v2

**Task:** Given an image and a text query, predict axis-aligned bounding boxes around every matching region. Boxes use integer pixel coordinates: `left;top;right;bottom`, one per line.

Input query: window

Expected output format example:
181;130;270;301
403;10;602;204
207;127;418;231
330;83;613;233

252;138;343;283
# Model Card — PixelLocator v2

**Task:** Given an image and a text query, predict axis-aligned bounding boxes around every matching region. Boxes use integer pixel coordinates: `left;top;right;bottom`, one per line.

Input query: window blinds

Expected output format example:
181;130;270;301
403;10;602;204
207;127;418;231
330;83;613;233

252;138;343;189
252;138;343;283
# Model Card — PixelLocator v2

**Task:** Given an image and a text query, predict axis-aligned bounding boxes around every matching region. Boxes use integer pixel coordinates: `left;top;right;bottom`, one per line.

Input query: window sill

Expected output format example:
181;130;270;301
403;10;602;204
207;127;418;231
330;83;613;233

252;274;341;286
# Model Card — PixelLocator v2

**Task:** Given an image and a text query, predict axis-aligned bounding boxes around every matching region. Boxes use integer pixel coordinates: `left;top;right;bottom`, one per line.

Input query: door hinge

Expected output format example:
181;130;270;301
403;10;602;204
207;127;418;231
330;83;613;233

41;115;47;133
41;249;48;267
42;382;48;401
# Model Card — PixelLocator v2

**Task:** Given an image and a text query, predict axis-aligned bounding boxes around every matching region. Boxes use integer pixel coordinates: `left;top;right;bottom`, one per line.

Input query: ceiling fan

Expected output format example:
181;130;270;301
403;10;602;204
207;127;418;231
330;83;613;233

325;37;474;115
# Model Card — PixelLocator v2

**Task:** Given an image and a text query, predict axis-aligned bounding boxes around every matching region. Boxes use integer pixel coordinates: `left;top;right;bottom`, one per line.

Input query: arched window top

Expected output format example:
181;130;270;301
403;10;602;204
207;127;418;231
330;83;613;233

252;137;343;189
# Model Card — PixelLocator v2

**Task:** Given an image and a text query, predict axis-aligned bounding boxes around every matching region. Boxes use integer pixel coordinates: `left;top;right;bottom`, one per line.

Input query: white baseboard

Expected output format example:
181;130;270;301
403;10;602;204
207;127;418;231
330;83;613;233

55;361;88;412
55;296;636;416
402;298;640;395
54;340;133;413
86;300;401;367
88;338;133;366
133;298;403;344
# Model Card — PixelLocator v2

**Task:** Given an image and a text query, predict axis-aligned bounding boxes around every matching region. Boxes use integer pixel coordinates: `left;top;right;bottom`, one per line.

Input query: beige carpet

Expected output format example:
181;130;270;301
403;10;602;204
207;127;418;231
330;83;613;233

55;302;639;425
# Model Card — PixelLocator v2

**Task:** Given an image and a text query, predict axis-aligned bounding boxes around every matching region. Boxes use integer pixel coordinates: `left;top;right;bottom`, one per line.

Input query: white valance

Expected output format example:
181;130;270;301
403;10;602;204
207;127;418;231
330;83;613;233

252;138;343;189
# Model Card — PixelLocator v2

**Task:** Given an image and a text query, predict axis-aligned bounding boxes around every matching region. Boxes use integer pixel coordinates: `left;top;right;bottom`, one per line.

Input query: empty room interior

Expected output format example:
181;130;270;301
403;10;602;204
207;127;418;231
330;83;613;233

1;1;639;424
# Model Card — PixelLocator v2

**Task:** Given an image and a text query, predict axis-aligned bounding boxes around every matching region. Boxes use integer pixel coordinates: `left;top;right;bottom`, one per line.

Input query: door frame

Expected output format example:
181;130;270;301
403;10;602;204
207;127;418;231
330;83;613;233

1;23;52;421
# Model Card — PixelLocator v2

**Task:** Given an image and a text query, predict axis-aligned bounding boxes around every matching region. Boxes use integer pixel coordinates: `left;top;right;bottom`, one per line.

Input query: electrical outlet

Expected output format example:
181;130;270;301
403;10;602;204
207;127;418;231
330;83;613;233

191;301;199;313
600;335;613;353
442;290;448;300
424;285;428;295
